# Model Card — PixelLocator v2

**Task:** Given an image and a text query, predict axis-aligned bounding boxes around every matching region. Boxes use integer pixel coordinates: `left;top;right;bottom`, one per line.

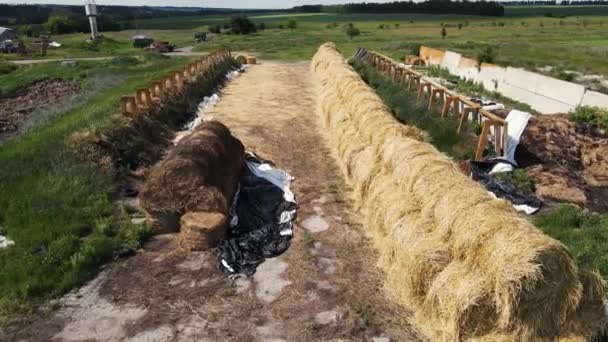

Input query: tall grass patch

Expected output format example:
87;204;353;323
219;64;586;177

351;59;470;158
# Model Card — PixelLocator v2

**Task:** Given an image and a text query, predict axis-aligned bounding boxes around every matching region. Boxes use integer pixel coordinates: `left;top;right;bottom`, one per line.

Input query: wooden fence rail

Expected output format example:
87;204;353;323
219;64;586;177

356;48;508;161
119;48;232;119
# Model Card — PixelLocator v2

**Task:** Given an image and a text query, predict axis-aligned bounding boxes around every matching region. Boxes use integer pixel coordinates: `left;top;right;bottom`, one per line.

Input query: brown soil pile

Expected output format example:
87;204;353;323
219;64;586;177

0;79;80;139
140;120;244;232
517;115;608;212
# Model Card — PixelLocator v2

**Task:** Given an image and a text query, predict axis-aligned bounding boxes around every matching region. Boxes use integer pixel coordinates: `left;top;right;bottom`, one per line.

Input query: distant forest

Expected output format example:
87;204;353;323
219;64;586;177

293;1;505;16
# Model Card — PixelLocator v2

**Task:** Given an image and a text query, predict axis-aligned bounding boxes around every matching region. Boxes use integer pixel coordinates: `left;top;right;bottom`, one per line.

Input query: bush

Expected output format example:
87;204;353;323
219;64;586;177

257;22;266;31
346;23;361;40
209;24;221;34
570;106;608;130
288;19;297;30
230;15;257;35
494;169;535;194
476;45;497;65
0;61;18;75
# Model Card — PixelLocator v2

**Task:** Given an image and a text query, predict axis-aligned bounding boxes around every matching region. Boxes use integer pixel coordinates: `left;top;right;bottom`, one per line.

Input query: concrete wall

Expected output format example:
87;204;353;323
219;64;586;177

441;51;462;75
581;90;608;108
420;47;608;114
419;46;444;66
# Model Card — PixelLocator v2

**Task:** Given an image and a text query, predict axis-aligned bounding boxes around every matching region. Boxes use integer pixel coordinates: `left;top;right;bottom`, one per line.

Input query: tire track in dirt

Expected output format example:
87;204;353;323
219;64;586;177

7;60;421;342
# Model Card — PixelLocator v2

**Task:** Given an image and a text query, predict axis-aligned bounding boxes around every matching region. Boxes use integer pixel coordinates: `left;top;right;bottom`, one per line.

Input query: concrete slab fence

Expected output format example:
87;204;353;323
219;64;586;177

418;45;608;114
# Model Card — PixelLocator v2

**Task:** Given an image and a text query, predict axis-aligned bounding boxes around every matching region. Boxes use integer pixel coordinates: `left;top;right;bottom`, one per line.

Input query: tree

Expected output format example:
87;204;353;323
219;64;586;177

45;14;80;35
346;23;360;40
230;15;257;35
258;22;266;31
458;23;463;29
287;19;297;30
440;26;447;40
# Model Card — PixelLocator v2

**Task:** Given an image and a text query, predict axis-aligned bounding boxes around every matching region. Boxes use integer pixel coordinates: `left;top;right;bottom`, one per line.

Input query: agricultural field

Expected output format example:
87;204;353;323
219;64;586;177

1;4;608;341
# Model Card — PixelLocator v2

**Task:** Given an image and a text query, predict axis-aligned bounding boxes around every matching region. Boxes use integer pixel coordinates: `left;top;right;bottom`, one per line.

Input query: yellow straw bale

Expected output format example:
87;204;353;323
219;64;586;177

311;42;606;340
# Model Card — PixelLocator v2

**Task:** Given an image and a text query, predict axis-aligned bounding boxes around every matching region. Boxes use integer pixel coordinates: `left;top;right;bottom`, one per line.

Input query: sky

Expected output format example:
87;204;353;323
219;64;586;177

0;0;393;9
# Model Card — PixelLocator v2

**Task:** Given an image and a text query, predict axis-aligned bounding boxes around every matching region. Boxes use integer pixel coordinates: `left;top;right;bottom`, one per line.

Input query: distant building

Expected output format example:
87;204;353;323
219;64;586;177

0;27;17;41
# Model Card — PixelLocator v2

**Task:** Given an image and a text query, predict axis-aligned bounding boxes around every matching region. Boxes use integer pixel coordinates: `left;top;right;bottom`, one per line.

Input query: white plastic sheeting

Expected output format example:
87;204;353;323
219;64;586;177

0;235;14;249
490;109;531;174
174;66;246;144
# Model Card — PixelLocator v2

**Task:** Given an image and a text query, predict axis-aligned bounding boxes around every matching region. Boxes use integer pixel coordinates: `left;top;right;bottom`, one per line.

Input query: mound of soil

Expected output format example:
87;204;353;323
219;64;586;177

516;115;608;212
140;120;244;232
0;79;80;140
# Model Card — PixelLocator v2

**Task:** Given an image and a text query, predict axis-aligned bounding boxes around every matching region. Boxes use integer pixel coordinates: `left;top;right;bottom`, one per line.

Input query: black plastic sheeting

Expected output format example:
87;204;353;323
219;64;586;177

217;155;297;276
471;159;543;214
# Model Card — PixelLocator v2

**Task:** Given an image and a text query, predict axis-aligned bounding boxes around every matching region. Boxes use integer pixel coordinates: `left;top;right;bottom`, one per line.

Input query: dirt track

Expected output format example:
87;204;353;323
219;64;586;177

7;61;421;341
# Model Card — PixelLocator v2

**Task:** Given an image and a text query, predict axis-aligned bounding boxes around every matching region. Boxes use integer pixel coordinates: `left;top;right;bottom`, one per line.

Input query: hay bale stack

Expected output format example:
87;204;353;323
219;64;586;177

235;55;247;64
178;212;227;251
246;56;257;65
311;42;606;340
140;120;244;232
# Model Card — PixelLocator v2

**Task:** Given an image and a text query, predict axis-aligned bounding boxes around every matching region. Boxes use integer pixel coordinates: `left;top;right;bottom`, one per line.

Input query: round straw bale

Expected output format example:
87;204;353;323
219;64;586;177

140;121;244;233
235;55;247;64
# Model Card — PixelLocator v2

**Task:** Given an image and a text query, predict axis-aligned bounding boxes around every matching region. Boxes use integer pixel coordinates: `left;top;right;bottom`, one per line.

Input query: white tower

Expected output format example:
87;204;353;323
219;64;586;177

85;0;99;40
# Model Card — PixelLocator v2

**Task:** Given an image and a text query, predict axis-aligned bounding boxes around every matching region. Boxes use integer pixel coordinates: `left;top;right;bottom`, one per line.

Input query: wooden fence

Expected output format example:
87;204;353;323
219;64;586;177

119;48;232;119
355;48;508;161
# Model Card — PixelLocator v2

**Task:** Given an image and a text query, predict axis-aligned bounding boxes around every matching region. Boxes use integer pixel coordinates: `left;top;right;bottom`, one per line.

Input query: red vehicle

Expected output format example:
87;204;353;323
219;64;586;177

146;41;176;53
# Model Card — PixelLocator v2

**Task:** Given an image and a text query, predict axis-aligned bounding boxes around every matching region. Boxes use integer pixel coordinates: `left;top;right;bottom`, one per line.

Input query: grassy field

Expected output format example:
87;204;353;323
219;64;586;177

2;5;608;319
4;10;607;77
0;56;193;318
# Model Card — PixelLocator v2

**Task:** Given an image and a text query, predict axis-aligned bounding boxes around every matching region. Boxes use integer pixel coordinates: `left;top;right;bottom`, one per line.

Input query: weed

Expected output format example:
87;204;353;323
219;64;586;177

570;106;608;130
494;169;535;194
349;302;376;328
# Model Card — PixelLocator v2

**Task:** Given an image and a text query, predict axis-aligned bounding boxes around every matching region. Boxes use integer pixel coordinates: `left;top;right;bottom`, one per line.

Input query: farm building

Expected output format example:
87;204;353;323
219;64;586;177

0;27;17;41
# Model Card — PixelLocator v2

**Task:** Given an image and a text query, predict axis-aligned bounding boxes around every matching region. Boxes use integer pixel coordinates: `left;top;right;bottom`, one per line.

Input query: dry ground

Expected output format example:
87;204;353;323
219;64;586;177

7;61;422;341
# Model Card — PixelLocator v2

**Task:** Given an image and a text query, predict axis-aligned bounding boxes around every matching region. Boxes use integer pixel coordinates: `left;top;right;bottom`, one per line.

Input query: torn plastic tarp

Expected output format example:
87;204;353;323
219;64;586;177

217;153;297;276
471;160;542;215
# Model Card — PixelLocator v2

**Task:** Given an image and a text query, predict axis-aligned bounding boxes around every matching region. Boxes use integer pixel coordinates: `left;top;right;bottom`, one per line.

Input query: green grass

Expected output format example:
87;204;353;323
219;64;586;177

0;57;193;318
351;59;472;159
535;206;608;277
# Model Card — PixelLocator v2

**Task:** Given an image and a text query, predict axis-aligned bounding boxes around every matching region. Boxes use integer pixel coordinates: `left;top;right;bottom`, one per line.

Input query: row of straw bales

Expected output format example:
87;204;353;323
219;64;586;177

311;42;606;341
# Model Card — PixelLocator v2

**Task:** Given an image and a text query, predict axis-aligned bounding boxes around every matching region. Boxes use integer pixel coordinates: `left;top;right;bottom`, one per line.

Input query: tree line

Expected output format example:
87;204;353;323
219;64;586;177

294;0;505;17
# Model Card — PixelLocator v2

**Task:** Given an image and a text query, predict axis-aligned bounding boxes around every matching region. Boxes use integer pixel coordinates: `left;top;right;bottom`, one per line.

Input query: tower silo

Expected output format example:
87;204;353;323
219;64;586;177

84;0;99;40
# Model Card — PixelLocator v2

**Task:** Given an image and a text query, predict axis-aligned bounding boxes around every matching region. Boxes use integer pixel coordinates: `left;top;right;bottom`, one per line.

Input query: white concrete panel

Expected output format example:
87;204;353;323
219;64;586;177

441;51;462;73
497;82;536;105
530;94;574;114
456;67;479;82
476;66;506;92
581;90;608;109
503;67;539;93
535;73;585;107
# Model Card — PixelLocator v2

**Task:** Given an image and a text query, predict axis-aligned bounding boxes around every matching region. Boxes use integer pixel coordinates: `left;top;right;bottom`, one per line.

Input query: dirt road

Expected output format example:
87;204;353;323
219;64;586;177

7;61;421;341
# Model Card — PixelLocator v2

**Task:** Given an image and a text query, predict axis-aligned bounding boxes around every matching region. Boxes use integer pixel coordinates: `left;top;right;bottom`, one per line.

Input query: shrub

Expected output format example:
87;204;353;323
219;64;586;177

494;169;535;194
476;45;497;65
288;19;297;30
257;22;266;31
570;106;608;130
346;23;361;40
209;24;221;34
0;61;17;75
230;15;257;35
